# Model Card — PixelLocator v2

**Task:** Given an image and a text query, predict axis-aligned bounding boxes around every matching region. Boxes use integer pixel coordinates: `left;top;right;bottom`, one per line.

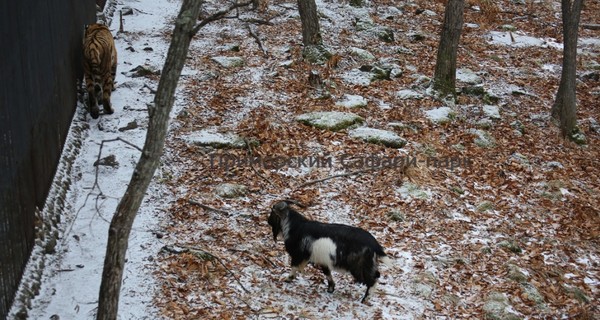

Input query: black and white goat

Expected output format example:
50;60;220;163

267;201;391;303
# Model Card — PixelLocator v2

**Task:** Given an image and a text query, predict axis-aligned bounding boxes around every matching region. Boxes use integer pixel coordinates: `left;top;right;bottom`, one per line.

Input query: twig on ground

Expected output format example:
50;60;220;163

164;244;251;294
246;24;268;56
189;199;230;214
143;83;157;94
64;137;142;243
292;167;381;191
244;139;276;188
240;17;273;25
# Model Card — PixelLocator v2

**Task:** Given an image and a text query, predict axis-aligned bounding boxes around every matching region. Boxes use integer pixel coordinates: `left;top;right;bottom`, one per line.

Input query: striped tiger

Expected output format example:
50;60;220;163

83;23;117;119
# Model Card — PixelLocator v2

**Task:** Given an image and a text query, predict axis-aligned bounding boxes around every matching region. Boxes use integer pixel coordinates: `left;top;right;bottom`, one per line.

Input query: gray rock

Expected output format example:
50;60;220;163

335;94;368;108
501;24;517;31
483;292;521;320
570;127;587;145
215;183;247;198
397;182;430;200
470;129;496;148
521;283;545;306
211;56;244;68
477;201;494;212
589;118;600;133
544;161;564;170
507;264;528;283
296;111;364;131
482;105;501;119
562;284;590;303
341;69;372;86
302;45;332;64
349;47;375;60
498;240;522;254
456;68;483;85
348;127;407;148
511;120;525;134
182;129;247;149
425;107;455;123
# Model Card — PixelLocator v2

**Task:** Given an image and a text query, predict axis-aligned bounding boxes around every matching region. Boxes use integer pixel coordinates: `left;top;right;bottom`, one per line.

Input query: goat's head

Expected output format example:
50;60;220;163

267;201;289;242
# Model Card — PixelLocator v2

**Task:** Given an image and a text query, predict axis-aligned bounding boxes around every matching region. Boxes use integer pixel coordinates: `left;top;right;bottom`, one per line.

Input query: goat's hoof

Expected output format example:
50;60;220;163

284;276;295;283
327;286;335;293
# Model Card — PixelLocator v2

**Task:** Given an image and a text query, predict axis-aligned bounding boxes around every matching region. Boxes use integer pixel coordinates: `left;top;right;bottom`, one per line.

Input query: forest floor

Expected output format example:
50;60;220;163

16;0;599;319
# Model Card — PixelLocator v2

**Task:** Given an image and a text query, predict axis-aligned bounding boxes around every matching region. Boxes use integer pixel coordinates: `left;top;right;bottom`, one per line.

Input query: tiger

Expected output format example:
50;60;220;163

83;23;117;119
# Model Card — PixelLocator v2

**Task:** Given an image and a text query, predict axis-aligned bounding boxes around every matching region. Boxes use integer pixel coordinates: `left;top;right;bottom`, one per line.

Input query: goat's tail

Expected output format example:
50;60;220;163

376;253;393;268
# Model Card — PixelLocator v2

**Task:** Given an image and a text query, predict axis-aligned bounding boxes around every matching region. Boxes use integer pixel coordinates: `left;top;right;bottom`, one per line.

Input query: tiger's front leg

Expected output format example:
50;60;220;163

85;73;100;119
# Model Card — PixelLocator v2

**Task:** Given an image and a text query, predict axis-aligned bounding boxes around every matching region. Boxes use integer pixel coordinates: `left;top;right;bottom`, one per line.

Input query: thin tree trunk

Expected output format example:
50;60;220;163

96;1;202;319
432;0;464;98
551;0;583;138
297;0;322;46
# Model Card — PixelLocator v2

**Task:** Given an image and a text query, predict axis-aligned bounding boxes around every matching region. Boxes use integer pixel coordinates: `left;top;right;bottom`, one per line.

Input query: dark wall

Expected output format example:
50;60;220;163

0;0;96;317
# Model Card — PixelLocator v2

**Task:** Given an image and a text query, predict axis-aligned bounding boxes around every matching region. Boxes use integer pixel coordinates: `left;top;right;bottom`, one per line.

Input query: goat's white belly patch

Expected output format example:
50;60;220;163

309;238;336;269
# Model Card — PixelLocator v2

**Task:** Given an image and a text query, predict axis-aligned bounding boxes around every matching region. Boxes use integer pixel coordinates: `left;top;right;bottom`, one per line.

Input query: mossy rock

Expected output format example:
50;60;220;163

296;111;363;131
477;201;495;212
387;210;405;222
483;292;522;320
215;183;248;198
507;264;528;283
302;45;332;64
498;239;522;254
348;127;407;148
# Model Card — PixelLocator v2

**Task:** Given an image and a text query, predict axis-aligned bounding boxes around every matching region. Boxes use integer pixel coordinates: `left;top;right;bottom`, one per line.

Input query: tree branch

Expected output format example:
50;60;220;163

192;1;254;36
188;199;230;214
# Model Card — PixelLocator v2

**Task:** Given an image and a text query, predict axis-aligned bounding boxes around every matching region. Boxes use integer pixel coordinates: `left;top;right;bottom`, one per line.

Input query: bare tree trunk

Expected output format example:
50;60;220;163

297;0;322;46
96;1;202;319
432;0;464;98
551;0;583;138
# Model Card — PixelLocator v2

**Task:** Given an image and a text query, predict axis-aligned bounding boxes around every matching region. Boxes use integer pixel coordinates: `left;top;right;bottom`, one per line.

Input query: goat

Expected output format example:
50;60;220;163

267;200;391;303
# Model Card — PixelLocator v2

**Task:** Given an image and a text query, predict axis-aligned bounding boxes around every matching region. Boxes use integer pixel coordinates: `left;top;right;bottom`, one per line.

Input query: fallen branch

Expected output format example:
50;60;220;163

164;244;251;294
64;137;142;243
246;24;268;56
189;199;230;214
244;139;276;188
292;167;381;191
240;17;273;25
582;23;600;30
192;1;254;36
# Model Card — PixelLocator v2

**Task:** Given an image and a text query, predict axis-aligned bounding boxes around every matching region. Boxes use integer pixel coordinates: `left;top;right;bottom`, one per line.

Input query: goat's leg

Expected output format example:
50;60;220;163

321;266;335;293
361;282;377;303
286;259;308;282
